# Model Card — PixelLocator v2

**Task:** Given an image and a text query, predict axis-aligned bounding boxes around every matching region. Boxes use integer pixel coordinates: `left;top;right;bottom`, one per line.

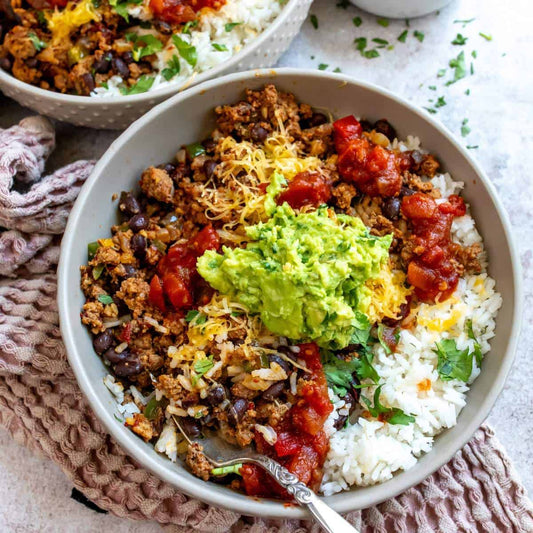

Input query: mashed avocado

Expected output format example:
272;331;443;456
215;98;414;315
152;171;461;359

197;204;392;349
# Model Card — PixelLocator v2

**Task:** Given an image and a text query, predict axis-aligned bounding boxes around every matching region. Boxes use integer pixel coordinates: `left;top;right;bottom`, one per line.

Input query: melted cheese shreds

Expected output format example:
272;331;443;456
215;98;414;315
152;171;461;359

365;264;412;324
46;0;100;44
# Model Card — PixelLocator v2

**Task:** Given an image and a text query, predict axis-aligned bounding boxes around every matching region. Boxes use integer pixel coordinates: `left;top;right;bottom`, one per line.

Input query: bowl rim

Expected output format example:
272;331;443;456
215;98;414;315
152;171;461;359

57;67;523;519
0;0;300;105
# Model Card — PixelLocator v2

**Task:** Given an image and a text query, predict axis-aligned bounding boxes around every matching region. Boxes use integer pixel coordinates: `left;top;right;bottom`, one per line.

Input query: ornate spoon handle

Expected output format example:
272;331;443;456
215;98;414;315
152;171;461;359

251;456;360;533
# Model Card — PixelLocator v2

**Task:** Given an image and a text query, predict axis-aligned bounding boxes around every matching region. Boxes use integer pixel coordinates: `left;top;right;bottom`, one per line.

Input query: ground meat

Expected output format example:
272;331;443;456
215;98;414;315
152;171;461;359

140;167;175;203
298;123;334;157
80;301;105;333
332;182;357;210
92;246;122;266
457;242;483;273
186;443;213;481
420;154;440;177
116;277;151;318
255;401;290;428
403;172;439;196
126;413;155;442
231;382;260;400
3;26;36;59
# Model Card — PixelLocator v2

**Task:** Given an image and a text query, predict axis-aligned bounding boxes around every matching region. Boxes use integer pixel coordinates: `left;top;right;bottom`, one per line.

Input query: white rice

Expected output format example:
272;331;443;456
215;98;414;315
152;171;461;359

320;146;502;496
91;0;281;97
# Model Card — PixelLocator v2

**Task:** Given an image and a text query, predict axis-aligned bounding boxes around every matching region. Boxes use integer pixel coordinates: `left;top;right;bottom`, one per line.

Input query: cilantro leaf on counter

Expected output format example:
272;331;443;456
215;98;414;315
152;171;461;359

461;118;471;137
397;30;408;43
434;339;473;382
454;18;475;26
318;63;328;70
361;386;415;425
353;16;362;27
172;35;197;67
161;55;181;80
446;50;467;85
354;37;367;51
452;33;468;45
414;30;425;42
377;18;389;27
363;49;380;59
479;32;492;41
310;14;318;29
435;96;447;108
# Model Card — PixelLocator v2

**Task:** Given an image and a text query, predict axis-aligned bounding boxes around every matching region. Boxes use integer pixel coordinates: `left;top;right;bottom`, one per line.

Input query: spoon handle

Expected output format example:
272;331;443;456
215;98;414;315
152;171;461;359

252;456;359;533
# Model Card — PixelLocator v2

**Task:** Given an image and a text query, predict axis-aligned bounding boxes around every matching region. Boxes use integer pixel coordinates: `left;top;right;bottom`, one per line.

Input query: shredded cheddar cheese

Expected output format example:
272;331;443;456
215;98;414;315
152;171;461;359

45;0;100;44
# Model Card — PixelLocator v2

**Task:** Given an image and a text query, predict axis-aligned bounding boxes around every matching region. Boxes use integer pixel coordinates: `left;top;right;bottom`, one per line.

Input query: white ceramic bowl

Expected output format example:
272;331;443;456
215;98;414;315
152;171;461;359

350;0;454;18
0;0;310;130
58;68;521;519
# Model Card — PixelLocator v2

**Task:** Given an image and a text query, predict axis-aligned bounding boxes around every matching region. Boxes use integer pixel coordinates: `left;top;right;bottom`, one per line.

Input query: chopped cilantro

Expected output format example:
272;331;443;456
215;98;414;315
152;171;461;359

144;396;161;420
461;118;471;137
126;33;163;62
28;32;47;52
172;35;197;67
212;43;228;51
434;339;473;382
310;14;318;29
119;75;155;95
361;386;415;425
193;355;214;379
182;20;198;34
161;55;181;81
452;33;468;45
372;38;389;47
472;50;477;58
363;49;380;59
101;81;109;90
437;68;446;78
336;0;349;8
185;309;207;324
466;319;483;367
405;18;410;27
435;96;446;108
413;30;425;42
479;32;492;41
318;63;328;70
377;324;392;355
470;62;474;75
466;145;479;149
108;0;142;22
424;107;437;114
428;85;437;90
465;88;470;95
398;30;408;43
446;51;467;85
333;67;342;73
352;16;362;27
97;294;114;305
377;18;389;27
453;18;475;26
354;37;367;52
224;22;242;32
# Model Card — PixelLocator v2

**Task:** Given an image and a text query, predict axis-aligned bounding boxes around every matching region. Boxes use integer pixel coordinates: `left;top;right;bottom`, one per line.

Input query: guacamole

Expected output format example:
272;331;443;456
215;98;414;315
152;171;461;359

197;204;392;349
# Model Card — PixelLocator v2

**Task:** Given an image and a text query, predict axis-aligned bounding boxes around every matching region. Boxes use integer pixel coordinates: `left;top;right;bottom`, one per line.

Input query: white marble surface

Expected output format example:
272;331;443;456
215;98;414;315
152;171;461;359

0;0;532;530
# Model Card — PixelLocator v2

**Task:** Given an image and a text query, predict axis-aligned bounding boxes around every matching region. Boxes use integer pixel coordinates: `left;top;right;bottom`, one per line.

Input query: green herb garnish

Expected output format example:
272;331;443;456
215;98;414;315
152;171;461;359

377;324;392;355
212;464;242;476
352;16;362;27
224;22;242;32
144;396;161;420
466;145;479;149
97;294;114;305
428;85;436;90
212;43;228;52
310;14;318;29
108;0;142;22
461;118;471;137
435;96;446;108
354;37;367;52
424;107;437;114
472;50;477;58
466;319;483;367
119;75;155;95
479;32;492;41
92;264;105;280
398;30;408;43
185;310;208;324
172;35;197;67
413;30;425;42
126;33;163;62
88;241;100;260
318;63;328;70
161;55;181;81
454;18;475;26
372;38;388;47
333;67;342;73
437;68;446;78
361;386;415;425
193;355;214;378
377;18;389;27
434;339;474;382
28;32;47;52
446;51;467;85
363;49;380;59
452;33;468;45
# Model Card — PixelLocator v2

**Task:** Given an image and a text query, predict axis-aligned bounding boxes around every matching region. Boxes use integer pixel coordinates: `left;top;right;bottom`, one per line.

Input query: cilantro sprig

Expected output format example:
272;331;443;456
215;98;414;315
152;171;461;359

109;0;142;22
172;35;197;67
361;385;415;425
125;33;163;62
161;55;180;81
119;75;155;95
28;32;47;52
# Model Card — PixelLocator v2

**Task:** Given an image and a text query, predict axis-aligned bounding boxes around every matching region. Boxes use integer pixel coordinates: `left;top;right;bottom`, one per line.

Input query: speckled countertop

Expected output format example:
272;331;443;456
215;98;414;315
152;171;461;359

0;0;531;530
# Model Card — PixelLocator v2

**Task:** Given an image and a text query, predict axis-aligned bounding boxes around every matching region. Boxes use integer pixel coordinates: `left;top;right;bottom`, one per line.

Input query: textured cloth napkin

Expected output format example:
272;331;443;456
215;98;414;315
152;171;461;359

0;117;532;533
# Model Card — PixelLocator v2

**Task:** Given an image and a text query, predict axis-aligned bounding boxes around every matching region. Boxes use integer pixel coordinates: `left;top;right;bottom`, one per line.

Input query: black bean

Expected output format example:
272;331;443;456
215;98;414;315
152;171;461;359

206;385;226;406
227;398;247;425
250;124;268;143
112;56;129;78
374;119;397;142
26;57;38;68
128;213;148;232
180;417;201;438
94;53;112;74
81;72;95;93
0;57;11;71
262;381;285;401
119;192;140;216
309;112;328;127
123;264;137;278
268;354;290;375
203;159;218;180
342;390;357;412
333;414;348;431
400;186;415;197
130;234;146;258
164;163;176;176
360;119;373;132
103;347;130;364
93;330;114;355
153;20;172;34
122;51;134;64
382;197;401;220
202;138;217;153
114;356;142;377
410;150;425;166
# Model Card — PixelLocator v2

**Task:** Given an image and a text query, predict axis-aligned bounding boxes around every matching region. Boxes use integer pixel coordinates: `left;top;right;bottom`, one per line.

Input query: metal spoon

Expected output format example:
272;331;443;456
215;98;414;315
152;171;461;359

172;416;359;533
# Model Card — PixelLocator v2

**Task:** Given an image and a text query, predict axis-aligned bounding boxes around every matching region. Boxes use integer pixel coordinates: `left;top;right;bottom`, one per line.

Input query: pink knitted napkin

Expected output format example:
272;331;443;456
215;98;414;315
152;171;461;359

0;117;532;532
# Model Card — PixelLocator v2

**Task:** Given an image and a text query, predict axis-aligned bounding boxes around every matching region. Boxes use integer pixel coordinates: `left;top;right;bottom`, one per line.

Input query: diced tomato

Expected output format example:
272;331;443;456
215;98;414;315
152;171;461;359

119;321;132;343
401;192;437;219
189;224;221;256
162;272;193;309
149;274;166;312
333;115;363;153
274;431;302;457
439;194;466;217
149;0;195;24
276;171;331;210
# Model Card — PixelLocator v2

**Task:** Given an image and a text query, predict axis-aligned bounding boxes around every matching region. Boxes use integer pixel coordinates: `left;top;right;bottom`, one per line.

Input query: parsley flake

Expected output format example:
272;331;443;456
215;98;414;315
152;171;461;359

126;33;163;62
414;30;425;42
353;16;362;27
452;33;468;45
461;118;471;137
446;50;467;85
479;32;492;41
424;107;437;114
28;32;47;52
434;339;473;382
310;14;318;29
172;35;197;67
224;22;242;32
398;29;408;43
119;75;155;95
361;386;415;425
435;96;446;108
318;63;328;70
97;294;114;305
212;43;228;51
354;37;367;51
161;55;181;81
377;17;389;27
363;49;380;59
